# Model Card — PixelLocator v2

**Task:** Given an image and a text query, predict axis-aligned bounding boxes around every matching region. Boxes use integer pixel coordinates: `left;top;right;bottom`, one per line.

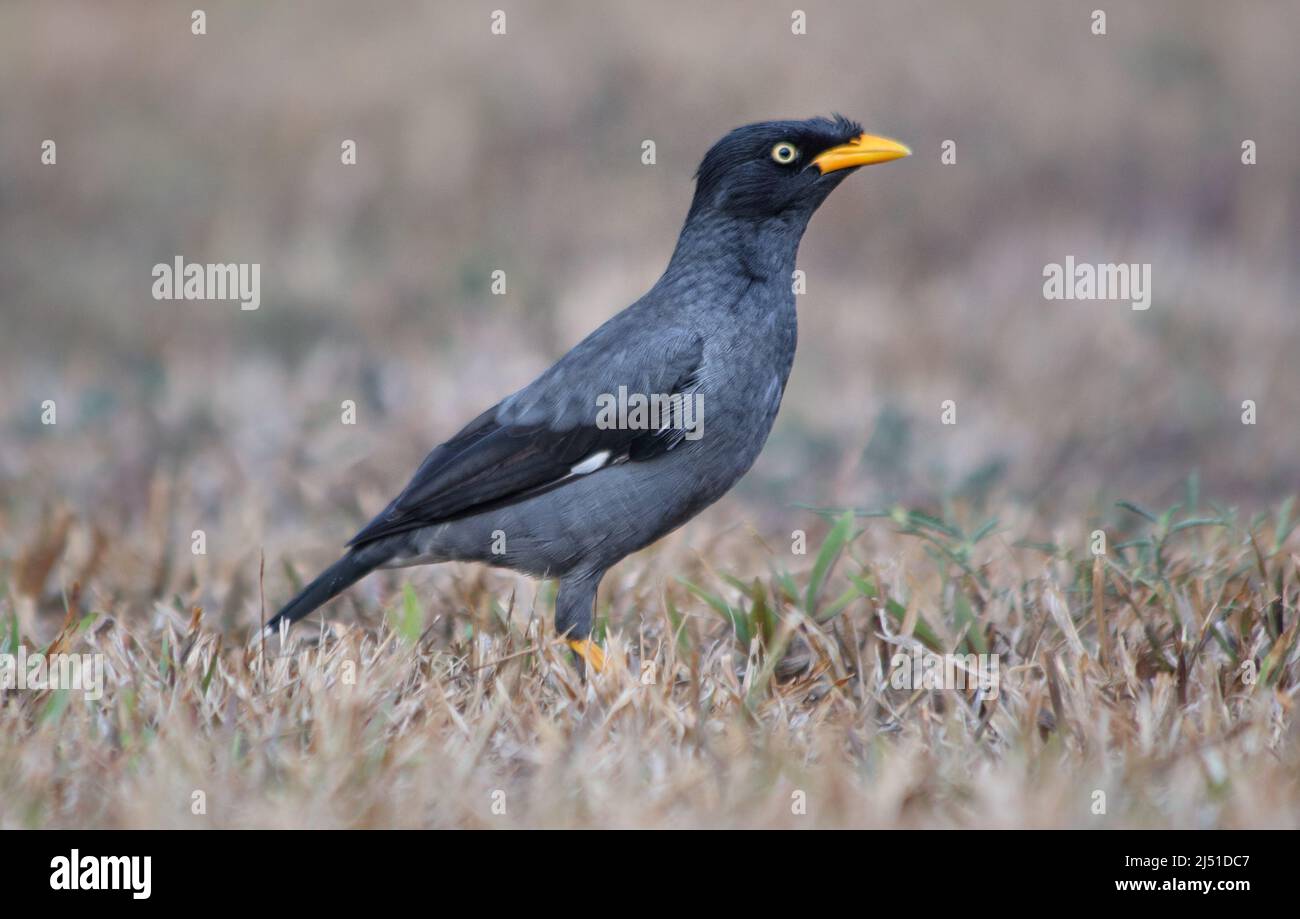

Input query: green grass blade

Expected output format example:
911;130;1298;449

393;583;423;645
804;509;856;617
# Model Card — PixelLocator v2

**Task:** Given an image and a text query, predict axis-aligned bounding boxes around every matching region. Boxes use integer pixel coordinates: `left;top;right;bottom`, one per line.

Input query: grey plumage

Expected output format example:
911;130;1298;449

266;116;909;652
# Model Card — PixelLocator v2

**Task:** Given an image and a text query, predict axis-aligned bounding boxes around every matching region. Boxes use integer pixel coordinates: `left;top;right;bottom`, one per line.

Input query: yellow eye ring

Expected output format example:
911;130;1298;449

771;142;799;165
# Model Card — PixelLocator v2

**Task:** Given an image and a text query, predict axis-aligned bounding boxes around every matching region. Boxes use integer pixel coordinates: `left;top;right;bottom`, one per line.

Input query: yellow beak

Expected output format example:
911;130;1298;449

811;132;912;174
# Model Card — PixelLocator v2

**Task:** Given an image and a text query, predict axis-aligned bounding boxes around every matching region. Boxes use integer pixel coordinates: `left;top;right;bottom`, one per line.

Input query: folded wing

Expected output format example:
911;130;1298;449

347;324;703;547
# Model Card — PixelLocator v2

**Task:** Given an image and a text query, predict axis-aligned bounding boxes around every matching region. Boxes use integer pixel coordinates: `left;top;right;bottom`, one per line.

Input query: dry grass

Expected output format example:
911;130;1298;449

3;489;1297;829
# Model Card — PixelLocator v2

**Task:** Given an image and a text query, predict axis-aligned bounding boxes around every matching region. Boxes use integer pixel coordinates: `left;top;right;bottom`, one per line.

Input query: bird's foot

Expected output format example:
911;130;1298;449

567;638;606;672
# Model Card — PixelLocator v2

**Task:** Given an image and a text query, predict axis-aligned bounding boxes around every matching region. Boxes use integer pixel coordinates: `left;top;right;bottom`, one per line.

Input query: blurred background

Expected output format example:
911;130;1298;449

1;0;1297;625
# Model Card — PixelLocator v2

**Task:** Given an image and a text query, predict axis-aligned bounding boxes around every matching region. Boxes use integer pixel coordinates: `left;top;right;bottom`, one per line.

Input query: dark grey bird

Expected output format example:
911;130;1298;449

266;116;909;669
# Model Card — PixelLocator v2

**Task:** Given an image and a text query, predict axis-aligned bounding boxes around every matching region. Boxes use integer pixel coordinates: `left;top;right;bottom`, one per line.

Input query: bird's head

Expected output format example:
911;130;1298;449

688;115;910;221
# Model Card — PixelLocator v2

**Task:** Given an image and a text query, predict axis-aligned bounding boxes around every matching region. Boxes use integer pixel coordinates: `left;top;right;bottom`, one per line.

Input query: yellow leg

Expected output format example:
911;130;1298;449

567;638;606;672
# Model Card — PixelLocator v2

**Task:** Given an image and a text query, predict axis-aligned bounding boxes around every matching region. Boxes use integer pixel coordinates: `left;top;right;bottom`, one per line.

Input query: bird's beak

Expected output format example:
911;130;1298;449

811;133;912;174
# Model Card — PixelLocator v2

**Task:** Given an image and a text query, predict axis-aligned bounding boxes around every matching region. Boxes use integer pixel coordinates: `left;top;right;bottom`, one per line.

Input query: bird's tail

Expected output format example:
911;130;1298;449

263;543;391;635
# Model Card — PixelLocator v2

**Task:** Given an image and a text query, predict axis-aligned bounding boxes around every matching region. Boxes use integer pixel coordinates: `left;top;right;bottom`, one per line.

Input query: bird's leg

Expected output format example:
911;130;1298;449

555;573;605;673
567;638;606;673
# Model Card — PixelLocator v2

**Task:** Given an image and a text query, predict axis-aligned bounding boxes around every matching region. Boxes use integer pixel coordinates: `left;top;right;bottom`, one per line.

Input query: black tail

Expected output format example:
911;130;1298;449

264;544;390;633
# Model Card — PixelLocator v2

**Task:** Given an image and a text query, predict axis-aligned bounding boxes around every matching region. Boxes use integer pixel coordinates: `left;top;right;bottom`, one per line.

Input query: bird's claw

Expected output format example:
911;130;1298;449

567;638;606;672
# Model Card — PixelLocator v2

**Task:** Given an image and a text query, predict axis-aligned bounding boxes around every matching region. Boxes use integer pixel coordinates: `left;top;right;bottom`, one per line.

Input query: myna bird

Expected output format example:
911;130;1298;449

266;116;910;669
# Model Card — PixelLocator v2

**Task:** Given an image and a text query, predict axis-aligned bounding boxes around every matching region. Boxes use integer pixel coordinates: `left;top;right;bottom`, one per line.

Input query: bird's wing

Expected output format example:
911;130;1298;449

346;324;704;547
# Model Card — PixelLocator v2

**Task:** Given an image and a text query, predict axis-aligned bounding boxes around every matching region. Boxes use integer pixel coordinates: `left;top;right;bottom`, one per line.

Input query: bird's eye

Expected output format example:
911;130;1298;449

770;142;799;165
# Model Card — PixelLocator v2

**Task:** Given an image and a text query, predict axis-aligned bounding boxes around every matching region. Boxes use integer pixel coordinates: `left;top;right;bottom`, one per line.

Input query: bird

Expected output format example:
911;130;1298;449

265;115;910;670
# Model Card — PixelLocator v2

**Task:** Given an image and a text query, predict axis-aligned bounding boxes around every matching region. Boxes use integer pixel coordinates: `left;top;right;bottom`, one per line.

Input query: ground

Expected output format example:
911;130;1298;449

3;489;1296;828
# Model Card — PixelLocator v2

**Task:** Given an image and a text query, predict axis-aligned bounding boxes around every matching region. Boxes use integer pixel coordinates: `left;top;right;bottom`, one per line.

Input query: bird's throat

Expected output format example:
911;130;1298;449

666;211;810;286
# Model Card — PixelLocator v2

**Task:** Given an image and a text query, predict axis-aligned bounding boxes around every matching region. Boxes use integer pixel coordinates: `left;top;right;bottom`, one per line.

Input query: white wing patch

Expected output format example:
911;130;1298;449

570;450;611;476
